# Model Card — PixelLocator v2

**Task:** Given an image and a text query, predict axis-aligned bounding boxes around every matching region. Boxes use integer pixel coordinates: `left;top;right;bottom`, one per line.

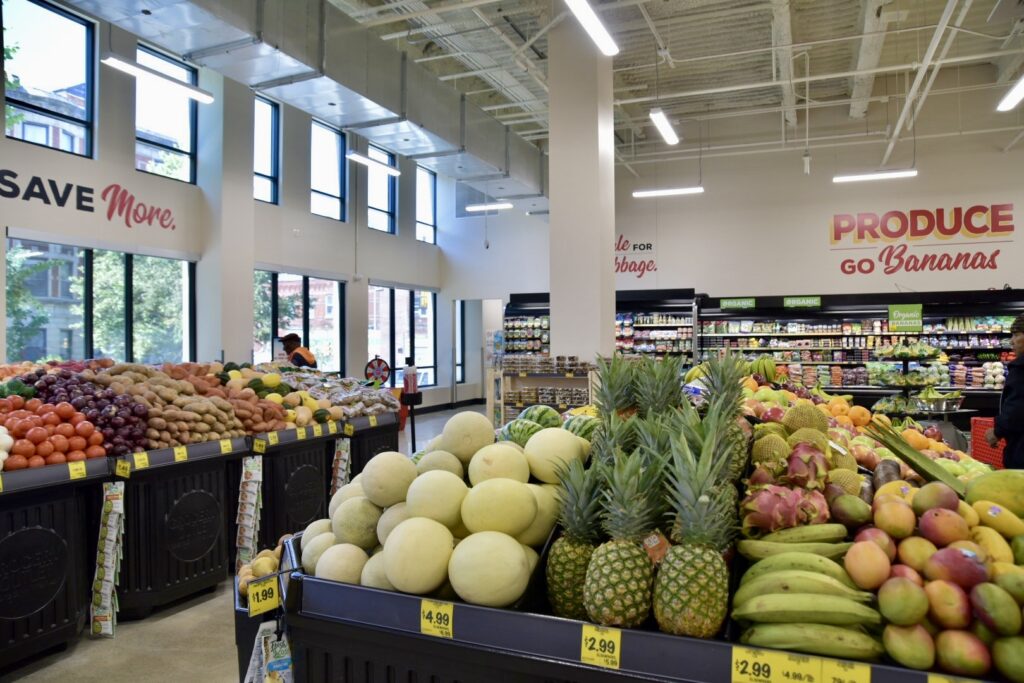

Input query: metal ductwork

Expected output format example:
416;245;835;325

63;0;546;199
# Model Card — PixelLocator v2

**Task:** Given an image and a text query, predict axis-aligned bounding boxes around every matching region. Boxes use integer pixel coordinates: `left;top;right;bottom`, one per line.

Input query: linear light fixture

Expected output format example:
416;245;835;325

632;186;704;198
101;54;214;104
564;0;619;56
996;73;1024;112
832;169;918;183
649;108;679;145
466;202;513;212
346;151;401;177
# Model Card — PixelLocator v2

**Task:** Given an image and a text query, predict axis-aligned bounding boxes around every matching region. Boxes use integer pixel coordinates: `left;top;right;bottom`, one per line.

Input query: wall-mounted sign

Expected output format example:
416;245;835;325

0;169;178;231
784;296;821;309
830;204;1013;277
721;298;756;310
888;304;923;333
614;234;657;280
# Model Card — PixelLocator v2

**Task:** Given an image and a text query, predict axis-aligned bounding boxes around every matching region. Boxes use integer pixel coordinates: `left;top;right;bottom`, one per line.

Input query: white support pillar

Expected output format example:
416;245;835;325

548;15;616;360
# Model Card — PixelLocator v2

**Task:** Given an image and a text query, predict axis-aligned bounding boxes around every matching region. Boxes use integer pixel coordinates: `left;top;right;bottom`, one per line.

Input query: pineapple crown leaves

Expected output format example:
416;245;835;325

591;411;639;464
700;353;747;419
553;458;604;545
633;354;684;419
598;450;665;543
664;434;739;549
594;355;636;419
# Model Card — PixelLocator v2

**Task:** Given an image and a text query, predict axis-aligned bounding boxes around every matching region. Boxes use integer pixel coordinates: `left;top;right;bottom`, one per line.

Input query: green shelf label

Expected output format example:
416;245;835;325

889;303;923;332
783;296;821;309
721;298;756;310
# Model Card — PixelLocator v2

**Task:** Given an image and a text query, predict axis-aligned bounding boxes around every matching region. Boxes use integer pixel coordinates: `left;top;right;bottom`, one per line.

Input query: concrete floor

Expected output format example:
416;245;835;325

1;405;480;683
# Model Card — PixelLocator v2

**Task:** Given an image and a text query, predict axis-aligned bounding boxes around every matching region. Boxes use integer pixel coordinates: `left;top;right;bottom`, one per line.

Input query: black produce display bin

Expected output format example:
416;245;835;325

347;412;399;476
233;537;298;680
0;458;109;672
116;438;249;619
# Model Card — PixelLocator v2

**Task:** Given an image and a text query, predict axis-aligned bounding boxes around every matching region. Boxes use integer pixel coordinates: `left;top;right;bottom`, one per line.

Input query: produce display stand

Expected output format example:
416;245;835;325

233;535;298;680
114;437;249;619
0;458;110;671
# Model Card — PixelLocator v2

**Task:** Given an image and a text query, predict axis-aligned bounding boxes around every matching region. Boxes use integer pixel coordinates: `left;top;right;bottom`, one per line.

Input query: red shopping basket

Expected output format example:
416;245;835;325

971;417;1004;469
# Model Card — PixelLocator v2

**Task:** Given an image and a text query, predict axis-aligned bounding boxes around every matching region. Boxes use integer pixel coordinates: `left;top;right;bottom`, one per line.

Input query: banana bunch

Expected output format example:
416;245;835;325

684;363;708;384
749;357;777;383
809;384;853;403
568;404;599;418
918;386;962;400
733;541;885;661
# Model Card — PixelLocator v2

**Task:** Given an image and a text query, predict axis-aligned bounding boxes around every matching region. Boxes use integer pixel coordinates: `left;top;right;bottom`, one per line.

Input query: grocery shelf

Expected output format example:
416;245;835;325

0;457;109;496
504;402;586;411
703;331;1009;337
503;372;590;379
628;323;694;329
116;436;250;474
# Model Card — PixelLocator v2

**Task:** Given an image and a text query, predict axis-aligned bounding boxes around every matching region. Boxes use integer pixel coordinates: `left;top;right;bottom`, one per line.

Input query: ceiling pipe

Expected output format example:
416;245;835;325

878;0;959;167
908;0;974;131
1003;129;1024;152
360;0;506;27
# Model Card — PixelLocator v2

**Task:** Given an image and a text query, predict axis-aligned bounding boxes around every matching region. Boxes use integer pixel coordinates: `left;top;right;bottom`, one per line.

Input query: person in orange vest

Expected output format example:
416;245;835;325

281;333;317;369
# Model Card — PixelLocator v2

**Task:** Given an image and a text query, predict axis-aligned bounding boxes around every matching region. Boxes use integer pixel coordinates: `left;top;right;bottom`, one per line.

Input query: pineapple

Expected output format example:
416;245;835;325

594;356;636;421
699;354;749;482
583;452;663;627
589;412;637;465
654;408;739;638
546;459;603;620
633;354;683;418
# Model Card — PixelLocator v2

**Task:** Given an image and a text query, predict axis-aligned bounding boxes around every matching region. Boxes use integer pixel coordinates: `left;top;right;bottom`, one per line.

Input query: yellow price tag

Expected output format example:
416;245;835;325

580;624;621;670
0;474;3;493
220;438;232;454
296;427;307;440
822;658;871;683
247;576;280;617
518;371;527;378
733;647;826;683
115;460;131;478
566;372;574;378
68;461;88;480
344;423;355;436
928;676;975;683
368;415;378;428
133;452;150;470
173;445;188;462
312;423;323;437
253;439;266;454
268;432;279;446
327;421;338;434
419;599;453;639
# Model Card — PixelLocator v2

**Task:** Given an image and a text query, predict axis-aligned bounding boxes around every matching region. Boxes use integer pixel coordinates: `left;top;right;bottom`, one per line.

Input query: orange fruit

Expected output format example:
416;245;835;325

848;405;872;427
835;415;853;427
830;402;850;417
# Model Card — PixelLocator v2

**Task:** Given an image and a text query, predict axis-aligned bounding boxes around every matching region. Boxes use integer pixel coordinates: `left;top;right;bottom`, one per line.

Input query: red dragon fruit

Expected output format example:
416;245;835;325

741;485;804;537
797;489;831;524
746;462;780;488
780;443;830;490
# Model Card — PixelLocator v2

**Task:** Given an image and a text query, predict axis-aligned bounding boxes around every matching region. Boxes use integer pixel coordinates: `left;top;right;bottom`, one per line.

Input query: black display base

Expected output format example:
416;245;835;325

233;534;298;680
349;417;400;475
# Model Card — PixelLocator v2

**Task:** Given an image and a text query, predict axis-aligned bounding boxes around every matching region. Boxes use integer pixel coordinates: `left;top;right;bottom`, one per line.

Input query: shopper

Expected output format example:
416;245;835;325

986;314;1024;469
281;333;318;369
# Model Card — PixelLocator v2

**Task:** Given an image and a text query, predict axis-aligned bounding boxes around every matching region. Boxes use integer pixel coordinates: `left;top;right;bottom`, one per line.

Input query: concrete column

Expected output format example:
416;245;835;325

547;15;616;360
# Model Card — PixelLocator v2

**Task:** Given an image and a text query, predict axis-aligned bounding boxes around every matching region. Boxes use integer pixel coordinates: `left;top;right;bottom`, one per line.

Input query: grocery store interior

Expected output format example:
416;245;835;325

1;0;1023;681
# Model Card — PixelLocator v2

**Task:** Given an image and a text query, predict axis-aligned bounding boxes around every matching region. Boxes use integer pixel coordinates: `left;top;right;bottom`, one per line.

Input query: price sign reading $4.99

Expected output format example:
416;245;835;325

420;599;453;638
580;624;621;670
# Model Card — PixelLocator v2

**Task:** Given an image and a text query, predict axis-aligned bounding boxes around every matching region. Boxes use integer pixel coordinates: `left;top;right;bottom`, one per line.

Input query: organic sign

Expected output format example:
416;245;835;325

889;304;923;333
721;298;756;310
783;296;821;309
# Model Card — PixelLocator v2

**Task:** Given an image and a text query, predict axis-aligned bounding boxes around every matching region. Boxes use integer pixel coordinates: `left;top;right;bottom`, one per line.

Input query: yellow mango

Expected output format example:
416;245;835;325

974;500;1024;538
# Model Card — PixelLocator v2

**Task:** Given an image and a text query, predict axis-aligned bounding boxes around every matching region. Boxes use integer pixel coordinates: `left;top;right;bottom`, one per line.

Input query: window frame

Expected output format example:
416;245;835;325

416;166;437;244
309;120;346;221
253;96;280;204
367;286;436;388
3;0;95;158
134;45;199;184
367;144;397;234
257;270;346;374
455;299;465;384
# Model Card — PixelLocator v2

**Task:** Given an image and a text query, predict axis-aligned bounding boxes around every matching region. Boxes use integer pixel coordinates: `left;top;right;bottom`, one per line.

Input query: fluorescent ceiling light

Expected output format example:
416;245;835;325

466;202;513;212
526;210;549;216
564;0;619;56
996;73;1024;112
832;169;918;183
632;186;704;198
101;54;214;104
346;151;401;177
649;108;679;145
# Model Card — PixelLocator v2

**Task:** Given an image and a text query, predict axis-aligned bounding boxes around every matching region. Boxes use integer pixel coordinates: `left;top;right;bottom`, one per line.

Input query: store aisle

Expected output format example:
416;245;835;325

1;405;482;683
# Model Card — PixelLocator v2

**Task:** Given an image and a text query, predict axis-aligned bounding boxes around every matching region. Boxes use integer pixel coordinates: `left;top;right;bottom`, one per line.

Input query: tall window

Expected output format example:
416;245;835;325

135;47;197;183
367;285;391;378
3;0;93;157
367;286;436;387
253;271;345;373
253;97;279;203
6;238;195;362
310;121;345;220
416;167;437;244
367;145;396;233
455;300;465;384
414;292;436;385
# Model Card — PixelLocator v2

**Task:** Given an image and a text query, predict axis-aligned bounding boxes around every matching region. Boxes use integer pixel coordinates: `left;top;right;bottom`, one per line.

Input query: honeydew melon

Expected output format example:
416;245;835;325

329;483;365;517
515;484;560;547
468;443;530;485
301;533;336;574
360;552;394;591
383;518;454;594
440;412;496;465
314;543;368;584
521;544;539;574
361;451;417;507
300;519;333;551
377;502;411;545
524;428;584;484
448;531;532;607
405;470;469;529
460;479;537;536
415;450;464;478
332;497;383;550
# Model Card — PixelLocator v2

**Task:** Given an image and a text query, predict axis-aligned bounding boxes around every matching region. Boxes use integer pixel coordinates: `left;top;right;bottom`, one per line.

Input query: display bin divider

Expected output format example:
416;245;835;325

0;457;111;495
116;437;251;474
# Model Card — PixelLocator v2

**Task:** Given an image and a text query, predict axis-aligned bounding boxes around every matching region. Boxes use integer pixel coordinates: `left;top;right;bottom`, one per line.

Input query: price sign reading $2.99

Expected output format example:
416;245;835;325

580;624;621;669
732;647;779;683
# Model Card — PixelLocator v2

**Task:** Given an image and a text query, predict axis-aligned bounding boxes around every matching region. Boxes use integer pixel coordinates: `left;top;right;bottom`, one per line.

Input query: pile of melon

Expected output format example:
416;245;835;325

297;410;591;608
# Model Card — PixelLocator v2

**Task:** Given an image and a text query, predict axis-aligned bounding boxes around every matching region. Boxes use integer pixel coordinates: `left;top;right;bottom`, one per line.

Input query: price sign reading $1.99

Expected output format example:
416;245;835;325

419;599;453;638
580;624;621;669
247;576;280;617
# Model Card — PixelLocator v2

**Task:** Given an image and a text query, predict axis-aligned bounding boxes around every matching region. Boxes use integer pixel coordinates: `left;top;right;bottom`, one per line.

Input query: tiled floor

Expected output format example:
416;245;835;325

1;405;481;683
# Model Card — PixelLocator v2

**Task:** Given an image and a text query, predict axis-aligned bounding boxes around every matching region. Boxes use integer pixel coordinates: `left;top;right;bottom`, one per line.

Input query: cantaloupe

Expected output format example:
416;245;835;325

314;543;368;584
361;451;418;507
440;412;496;465
360;552;394;591
515;484;560;547
300;519;333;550
329;482;365;517
301;533;336;574
468;443;530;485
460;479;537;536
524;428;583;483
383;518;454;594
415;450;464;478
448;531;531;607
377;502;411;546
332;497;382;550
405;470;468;529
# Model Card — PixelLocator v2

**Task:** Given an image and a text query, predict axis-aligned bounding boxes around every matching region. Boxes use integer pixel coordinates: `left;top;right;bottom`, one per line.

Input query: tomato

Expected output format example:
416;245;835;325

85;445;105;459
3;418;17;432
4;454;28;470
42;412;61;426
87;432;104;446
25;427;49;444
45;425;55;437
27;455;45;468
0;398;12;412
45;452;67;465
49;434;69;453
66;450;86;462
74;421;95;438
34;440;54;457
54;402;75;420
68;436;87;452
12;439;35;457
35;403;54;416
55;423;75;438
24;398;42;412
9;420;28;439
70;412;87;426
27;416;43;429
8;396;24;410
